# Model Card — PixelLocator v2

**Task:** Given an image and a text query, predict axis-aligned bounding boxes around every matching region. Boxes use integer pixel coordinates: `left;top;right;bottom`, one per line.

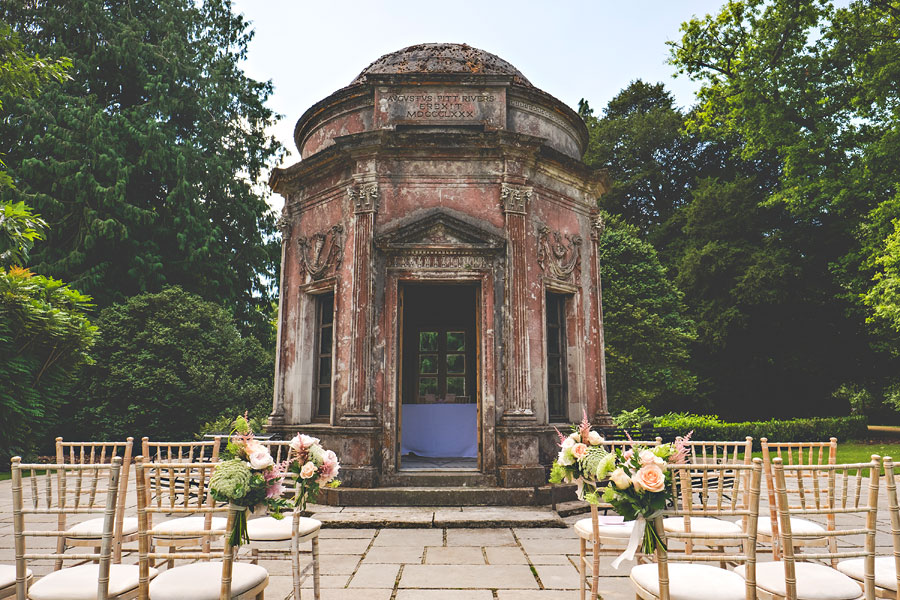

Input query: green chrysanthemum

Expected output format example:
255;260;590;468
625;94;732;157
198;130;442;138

210;458;252;501
579;447;610;481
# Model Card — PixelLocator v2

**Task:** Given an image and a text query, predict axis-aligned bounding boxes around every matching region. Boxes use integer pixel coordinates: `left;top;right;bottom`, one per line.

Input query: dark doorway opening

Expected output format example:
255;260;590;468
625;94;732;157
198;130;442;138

400;283;478;470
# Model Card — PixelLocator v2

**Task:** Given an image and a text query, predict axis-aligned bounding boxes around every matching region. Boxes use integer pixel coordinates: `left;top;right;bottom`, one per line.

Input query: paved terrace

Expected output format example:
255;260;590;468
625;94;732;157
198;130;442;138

1;479;896;600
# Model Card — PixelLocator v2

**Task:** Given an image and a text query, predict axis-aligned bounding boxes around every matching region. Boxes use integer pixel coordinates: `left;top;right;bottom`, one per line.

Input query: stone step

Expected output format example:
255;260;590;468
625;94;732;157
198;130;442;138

554;500;591;517
320;485;549;507
308;505;567;528
382;471;499;487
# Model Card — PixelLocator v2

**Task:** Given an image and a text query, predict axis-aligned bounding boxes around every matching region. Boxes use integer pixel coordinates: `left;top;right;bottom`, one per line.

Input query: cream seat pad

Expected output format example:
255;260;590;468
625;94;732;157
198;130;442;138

151;516;228;539
28;563;157;600
735;561;863;600
663;516;743;535
149;561;268;600
574;518;635;539
0;564;31;588
247;515;321;541
837;556;897;591
630;563;748;600
757;515;826;536
67;517;139;537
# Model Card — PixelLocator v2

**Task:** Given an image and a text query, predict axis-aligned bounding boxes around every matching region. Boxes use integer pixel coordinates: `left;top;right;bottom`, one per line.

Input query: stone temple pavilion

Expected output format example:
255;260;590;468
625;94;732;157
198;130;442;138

267;43;612;496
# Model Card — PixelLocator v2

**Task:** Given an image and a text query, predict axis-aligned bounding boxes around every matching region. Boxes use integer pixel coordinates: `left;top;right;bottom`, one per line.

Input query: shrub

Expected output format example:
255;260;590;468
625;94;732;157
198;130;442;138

65;286;274;441
652;412;869;449
0;266;96;460
612;407;654;429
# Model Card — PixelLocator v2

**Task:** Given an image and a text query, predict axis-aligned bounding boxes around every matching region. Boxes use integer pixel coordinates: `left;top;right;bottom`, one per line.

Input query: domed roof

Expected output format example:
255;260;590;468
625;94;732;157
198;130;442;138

351;43;532;87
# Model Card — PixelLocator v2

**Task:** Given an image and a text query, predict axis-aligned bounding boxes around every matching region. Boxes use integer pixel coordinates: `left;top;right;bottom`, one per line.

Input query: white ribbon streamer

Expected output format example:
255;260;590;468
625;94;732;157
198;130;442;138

611;512;664;569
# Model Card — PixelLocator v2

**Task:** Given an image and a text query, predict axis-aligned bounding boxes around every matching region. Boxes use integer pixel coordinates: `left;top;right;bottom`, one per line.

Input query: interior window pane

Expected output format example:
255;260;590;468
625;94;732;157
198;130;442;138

447;331;465;352
317;387;331;417
547;327;559;355
548;359;560;385
447;377;465;396
418;377;438;396
549;387;563;419
419;331;438;351
419;355;438;374
320;295;334;324
446;353;465;374
319;356;332;383
320;325;332;354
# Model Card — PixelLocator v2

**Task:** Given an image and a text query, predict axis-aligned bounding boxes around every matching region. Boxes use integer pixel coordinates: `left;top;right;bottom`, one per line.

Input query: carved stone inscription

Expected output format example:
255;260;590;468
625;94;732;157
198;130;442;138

388;252;489;270
375;87;505;128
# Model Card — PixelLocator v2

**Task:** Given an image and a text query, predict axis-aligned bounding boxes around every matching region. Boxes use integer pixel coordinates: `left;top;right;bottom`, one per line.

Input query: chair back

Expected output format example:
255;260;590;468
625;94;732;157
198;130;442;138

11;456;123;600
772;456;880;600
135;457;240;600
761;438;838;559
882;457;900;600
55;437;134;562
650;458;763;600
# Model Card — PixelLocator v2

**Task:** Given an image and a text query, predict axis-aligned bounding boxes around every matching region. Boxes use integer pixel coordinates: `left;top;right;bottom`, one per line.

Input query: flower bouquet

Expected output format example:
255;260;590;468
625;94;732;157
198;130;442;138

209;416;292;546
548;412;614;501
286;432;341;512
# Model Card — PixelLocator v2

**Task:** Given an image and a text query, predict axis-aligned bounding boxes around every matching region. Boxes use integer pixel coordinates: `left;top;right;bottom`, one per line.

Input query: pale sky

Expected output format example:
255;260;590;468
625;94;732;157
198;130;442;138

231;1;726;210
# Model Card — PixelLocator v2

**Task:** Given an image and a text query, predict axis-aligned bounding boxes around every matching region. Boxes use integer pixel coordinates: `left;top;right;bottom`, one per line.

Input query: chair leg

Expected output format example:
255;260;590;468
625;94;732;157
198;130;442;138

250;547;259;565
579;537;587;600
591;540;600;599
292;537;301;600
54;537;66;571
312;536;321;600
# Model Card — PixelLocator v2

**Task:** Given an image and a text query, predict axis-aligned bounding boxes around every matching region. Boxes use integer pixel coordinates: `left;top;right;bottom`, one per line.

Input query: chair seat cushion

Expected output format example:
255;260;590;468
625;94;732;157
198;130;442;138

758;515;826;536
663;516;743;535
837;556;897;591
247;515;321;541
574;517;635;540
0;564;31;588
631;562;749;600
735;561;863;600
28;563;157;600
149;561;268;600
66;517;139;537
151;516;227;539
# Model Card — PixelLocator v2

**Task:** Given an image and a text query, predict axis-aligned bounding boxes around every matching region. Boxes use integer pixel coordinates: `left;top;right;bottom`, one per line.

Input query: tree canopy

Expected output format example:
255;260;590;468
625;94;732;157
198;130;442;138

0;0;283;337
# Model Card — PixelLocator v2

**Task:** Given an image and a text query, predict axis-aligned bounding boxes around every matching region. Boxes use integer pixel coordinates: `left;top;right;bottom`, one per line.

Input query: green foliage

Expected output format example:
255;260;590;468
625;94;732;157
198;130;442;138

0;266;96;460
65;286;274;441
612;407;654;429
1;200;46;267
0;1;283;338
596;212;697;412
651;413;869;448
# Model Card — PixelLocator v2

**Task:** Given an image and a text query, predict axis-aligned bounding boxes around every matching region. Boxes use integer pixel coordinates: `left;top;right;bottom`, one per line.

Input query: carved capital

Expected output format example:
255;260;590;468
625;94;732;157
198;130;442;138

500;183;532;215
349;183;379;214
297;224;344;281
537;225;582;283
590;213;605;242
276;215;293;236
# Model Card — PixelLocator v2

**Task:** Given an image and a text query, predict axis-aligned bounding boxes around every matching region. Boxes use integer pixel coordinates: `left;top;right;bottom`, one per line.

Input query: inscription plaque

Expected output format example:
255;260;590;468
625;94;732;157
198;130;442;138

375;87;506;129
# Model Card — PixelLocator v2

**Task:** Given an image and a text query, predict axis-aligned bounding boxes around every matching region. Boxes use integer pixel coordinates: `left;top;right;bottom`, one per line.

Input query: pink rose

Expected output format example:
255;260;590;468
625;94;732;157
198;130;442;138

632;464;666;493
300;461;317;479
571;443;589;459
623;449;634;461
248;449;273;470
266;482;284;499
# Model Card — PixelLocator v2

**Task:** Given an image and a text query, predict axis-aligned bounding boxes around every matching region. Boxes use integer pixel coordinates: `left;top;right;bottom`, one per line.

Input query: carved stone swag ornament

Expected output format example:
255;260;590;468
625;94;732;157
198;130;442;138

537;225;582;283
297;224;344;280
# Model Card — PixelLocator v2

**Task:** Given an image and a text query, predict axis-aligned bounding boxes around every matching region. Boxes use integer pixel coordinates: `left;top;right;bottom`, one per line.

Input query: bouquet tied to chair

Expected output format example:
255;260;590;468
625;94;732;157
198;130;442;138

549;413;691;565
209;415;341;546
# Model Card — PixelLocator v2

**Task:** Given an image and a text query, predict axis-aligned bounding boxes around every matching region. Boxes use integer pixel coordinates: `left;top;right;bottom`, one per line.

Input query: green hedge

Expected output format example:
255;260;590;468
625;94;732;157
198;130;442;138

651;413;869;450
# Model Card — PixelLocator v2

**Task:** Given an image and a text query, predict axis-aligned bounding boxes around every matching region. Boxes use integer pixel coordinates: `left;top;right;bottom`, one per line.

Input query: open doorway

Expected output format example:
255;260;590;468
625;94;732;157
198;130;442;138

399;283;478;470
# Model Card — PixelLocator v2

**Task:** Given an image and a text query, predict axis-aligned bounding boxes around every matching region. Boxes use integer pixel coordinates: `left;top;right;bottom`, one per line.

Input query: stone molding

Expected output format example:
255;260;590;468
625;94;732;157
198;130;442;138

537;225;582;283
297;224;344;281
349;183;379;214
500;183;532;215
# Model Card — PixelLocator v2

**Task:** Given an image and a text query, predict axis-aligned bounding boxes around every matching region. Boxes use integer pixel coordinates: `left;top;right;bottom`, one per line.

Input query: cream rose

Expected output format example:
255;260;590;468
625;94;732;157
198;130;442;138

248;449;273;470
610;467;631;490
587;430;603;446
561;435;576;450
639;449;666;470
300;461;317;479
632;464;666;493
572;443;589;460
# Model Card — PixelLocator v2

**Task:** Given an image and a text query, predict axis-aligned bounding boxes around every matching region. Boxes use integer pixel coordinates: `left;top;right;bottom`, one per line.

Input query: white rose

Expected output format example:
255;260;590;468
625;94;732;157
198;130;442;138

639;449;666;470
557;449;575;466
248;449;274;470
561;436;576;450
289;434;303;452
587;430;603;446
610;468;631;490
300;434;320;447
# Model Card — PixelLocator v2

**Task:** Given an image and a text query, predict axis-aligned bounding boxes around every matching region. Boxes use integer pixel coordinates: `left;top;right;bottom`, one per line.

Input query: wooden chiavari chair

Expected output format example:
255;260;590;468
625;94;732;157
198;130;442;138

761;438;838;561
574;438;662;600
135;457;267;600
11;456;156;600
630;458;764;600
54;437;136;568
748;455;880;600
139;438;221;567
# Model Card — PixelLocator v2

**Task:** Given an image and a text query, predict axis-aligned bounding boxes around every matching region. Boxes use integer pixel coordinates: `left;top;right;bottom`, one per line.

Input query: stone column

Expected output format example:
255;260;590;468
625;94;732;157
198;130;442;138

500;183;535;423
268;212;293;428
343;182;378;425
590;212;613;426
